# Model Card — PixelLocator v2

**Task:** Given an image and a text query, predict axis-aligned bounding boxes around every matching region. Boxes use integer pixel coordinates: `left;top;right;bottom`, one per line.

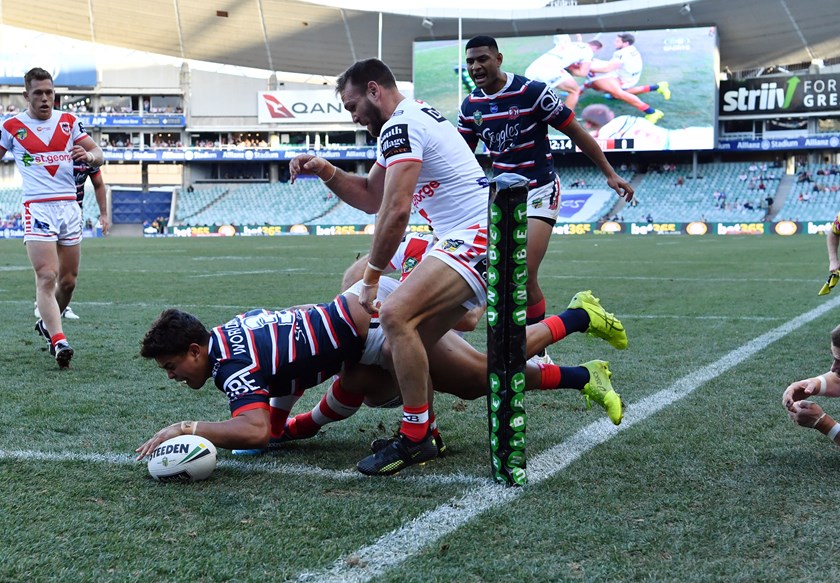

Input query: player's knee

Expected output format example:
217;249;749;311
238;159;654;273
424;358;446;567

58;274;77;294
378;302;412;336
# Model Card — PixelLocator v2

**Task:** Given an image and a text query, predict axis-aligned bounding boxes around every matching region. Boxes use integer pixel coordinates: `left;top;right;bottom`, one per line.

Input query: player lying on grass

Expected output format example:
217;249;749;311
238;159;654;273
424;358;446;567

135;280;627;475
783;324;840;446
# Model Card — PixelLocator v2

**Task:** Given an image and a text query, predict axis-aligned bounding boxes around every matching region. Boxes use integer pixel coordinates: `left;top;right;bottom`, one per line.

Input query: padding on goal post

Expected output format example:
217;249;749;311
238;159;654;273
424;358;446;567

486;173;529;486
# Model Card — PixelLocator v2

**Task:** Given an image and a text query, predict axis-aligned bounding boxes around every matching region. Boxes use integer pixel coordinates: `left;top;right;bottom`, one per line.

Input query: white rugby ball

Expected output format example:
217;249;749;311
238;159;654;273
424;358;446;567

147;434;217;483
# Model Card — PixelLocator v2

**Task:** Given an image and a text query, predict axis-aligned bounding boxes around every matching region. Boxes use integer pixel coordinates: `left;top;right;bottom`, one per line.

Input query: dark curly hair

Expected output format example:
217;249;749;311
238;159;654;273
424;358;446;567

140;309;210;359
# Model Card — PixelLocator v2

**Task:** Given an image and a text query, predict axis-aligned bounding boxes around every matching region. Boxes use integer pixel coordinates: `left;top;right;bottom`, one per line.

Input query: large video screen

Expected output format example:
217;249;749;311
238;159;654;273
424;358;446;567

413;26;718;152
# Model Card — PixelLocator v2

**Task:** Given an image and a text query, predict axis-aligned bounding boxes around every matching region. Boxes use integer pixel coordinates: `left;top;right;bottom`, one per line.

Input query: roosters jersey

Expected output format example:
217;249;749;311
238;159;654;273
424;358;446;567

376;98;488;236
0;110;89;203
208;297;365;417
458;73;574;189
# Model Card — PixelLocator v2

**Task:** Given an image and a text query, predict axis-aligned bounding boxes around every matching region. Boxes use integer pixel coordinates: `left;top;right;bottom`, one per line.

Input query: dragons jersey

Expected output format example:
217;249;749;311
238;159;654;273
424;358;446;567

208;296;365;417
0;110;89;203
458;73;574;189
74;162;100;206
376;98;489;236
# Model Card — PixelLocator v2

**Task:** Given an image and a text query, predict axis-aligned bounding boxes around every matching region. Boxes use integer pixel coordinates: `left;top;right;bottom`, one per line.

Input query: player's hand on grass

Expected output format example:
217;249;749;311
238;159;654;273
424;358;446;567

783;379;819;410
787;399;826;428
818;270;839;296
135;422;183;461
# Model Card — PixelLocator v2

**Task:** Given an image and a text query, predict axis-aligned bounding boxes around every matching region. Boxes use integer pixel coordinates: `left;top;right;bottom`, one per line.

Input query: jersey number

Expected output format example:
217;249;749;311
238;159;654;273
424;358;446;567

421;107;447;123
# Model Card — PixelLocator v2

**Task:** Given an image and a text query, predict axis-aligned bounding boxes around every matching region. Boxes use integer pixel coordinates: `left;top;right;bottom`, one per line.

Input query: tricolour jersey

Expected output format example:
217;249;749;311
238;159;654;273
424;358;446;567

0;110;88;203
208;297;364;417
376;98;489;236
458;73;574;189
74;162;100;206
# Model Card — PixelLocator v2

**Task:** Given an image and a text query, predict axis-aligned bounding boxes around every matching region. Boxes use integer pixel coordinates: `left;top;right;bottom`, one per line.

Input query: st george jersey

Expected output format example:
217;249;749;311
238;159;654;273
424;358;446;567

458;73;574;188
0;110;88;203
376;98;488;236
208;298;364;417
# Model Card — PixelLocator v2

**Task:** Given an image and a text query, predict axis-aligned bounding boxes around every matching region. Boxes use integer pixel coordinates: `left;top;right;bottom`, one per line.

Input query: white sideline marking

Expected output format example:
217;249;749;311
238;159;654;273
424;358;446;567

293;294;840;583
0;449;484;487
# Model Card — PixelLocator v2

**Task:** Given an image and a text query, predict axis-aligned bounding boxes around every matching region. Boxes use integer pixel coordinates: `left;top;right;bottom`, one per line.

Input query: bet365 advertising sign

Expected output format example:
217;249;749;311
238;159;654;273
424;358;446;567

719;73;839;117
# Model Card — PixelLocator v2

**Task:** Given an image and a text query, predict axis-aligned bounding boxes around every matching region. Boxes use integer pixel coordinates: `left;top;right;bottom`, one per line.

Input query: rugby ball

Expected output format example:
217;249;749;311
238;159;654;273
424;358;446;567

147;434;217;483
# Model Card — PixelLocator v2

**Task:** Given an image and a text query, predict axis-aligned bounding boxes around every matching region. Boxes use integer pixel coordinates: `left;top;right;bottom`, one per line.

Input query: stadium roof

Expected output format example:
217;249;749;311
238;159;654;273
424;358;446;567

4;0;838;81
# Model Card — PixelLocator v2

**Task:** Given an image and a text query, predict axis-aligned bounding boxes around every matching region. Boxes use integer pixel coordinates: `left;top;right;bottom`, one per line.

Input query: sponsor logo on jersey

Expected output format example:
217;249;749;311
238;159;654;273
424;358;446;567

392;109;404;117
412;180;440;207
380;124;411;159
32;218;50;231
473;110;483;126
15;128;27;141
21;153;34;167
440;239;464;252
490;103;498;114
78;122;86;134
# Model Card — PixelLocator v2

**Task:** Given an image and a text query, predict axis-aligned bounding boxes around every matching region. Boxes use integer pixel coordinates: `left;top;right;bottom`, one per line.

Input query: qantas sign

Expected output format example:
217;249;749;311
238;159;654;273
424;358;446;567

258;90;348;124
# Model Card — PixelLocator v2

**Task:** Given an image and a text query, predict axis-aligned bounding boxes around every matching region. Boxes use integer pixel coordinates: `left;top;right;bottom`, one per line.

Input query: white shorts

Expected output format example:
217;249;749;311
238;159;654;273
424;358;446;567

588;70;641;89
346;277;399;370
23;200;83;245
525;55;575;88
528;177;561;222
428;227;487;311
387;232;435;281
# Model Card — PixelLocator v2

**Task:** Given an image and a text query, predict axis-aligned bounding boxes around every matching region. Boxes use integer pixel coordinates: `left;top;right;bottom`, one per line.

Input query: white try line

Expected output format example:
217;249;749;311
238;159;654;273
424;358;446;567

293;294;840;583
0;449;485;488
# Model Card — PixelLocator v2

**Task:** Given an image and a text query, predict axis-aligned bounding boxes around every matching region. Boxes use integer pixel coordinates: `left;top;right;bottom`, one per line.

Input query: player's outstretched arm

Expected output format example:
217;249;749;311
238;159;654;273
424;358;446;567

289;154;384;213
562;119;634;201
787;400;840;446
783;373;840;410
135;409;270;460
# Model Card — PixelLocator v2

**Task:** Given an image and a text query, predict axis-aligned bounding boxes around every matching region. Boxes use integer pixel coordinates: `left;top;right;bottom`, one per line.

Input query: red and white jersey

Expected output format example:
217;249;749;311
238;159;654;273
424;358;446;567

376;98;489;236
0;110;88;203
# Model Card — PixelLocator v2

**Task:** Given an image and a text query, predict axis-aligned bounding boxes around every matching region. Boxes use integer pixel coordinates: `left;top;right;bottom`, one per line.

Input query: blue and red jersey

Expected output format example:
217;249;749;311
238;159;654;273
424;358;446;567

458;73;574;189
208;296;364;417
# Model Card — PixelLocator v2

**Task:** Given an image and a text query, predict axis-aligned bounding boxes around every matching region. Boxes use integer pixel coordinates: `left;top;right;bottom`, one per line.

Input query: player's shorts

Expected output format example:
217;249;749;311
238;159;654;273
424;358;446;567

345;277;399;370
588;70;641;89
525;55;575;88
23;200;83;245
428;227;487;311
528;176;561;222
388;232;435;281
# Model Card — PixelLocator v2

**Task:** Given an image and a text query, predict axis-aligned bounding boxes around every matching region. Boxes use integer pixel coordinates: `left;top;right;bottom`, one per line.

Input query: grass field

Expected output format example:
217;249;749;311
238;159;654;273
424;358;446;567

3;234;840;582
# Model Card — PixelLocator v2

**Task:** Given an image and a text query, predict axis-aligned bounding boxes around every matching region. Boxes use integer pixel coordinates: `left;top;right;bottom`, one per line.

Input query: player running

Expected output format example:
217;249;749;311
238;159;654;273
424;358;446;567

0;67;104;368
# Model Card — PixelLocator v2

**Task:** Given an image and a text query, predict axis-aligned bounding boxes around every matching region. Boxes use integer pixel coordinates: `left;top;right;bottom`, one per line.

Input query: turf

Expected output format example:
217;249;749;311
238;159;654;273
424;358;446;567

2;234;839;582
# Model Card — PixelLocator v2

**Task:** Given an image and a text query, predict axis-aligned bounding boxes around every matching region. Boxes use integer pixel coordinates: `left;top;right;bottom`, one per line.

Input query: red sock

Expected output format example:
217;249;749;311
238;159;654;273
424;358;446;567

269;393;301;439
287;377;363;438
400;404;430;442
526;298;546;325
50;333;66;346
538;363;562;390
542;316;567;343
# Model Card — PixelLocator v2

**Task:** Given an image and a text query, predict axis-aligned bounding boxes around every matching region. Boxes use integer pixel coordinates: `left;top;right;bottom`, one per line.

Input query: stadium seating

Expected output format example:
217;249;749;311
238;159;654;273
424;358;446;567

616;162;782;223
775;163;840;222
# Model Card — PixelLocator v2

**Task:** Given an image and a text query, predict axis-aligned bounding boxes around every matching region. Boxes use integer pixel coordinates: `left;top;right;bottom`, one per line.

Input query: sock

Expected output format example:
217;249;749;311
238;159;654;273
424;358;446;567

543;307;590;342
640;84;654;93
538;364;589;391
400;404;430;443
527;300;548;357
429;414;440;440
50;333;67;346
269;393;301;439
287;377;363;438
639;105;655;114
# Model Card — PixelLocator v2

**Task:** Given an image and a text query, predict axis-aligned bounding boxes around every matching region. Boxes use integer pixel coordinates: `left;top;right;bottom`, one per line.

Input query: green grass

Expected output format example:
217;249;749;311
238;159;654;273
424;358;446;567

2;234;840;582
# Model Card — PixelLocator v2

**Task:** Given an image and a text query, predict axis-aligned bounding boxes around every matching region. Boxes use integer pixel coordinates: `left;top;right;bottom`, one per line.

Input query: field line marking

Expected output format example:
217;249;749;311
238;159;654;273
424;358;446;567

294;294;840;583
0;450;484;487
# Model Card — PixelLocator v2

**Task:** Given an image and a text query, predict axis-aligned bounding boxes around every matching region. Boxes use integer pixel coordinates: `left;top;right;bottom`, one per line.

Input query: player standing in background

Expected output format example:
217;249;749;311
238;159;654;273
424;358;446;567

0;67;104;368
289;58;490;476
458;35;633;363
34;158;110;320
587;33;669;124
818;213;840;295
524;34;602;111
